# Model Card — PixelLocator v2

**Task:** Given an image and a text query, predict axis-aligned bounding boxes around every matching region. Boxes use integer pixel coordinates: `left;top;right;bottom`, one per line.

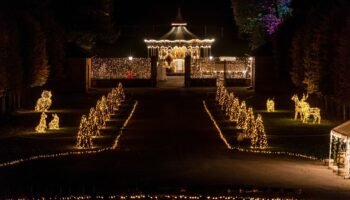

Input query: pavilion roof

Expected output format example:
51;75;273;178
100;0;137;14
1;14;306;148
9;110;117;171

144;8;214;47
161;25;199;40
332;120;350;137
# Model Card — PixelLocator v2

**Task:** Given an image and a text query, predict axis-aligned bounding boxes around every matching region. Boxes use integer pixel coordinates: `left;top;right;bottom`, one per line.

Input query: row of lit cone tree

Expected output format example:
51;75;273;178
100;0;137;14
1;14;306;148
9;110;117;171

216;83;268;149
76;83;125;149
35;90;59;133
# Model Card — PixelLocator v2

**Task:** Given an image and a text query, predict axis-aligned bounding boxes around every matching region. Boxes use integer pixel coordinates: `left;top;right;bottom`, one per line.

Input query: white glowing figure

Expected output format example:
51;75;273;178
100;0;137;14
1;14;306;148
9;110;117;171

266;98;275;112
35;112;47;133
48;114;60;130
251;114;268;149
35;90;52;112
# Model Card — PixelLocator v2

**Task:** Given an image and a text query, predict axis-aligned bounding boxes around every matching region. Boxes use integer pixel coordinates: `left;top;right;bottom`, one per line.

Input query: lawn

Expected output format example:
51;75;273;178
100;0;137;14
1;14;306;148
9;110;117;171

206;91;338;159
0;90;134;165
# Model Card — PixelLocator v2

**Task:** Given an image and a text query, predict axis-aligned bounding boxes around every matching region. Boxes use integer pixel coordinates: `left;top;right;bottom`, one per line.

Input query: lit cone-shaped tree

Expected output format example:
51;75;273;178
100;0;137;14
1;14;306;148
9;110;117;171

225;93;234;116
237;101;247;129
35;112;47;133
88;108;100;136
251;114;268;149
219;88;227;107
244;107;255;138
230;98;240;122
216;84;223;101
117;82;125;102
222;92;230;111
76;115;93;149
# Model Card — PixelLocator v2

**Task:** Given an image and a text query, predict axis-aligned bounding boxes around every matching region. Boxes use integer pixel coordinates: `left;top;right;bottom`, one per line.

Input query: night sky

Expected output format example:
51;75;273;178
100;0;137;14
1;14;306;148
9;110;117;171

98;0;249;57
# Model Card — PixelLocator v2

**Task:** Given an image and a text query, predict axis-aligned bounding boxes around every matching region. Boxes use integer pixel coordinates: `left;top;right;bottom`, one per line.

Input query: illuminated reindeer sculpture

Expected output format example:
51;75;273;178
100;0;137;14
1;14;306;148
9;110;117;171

291;94;321;124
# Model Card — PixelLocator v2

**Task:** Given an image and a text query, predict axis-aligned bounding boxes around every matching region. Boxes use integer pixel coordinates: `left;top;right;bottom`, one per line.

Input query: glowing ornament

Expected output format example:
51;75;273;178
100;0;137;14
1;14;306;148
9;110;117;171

251;114;268;149
48;114;59;130
266;98;275;112
35;112;47;133
35;90;52;112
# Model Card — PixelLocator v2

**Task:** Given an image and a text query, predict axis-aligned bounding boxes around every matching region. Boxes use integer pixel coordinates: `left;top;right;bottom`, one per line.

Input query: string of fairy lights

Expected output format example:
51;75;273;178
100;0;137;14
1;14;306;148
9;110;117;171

11;194;297;200
0;84;138;168
76;83;126;149
216;82;268;149
204;82;319;161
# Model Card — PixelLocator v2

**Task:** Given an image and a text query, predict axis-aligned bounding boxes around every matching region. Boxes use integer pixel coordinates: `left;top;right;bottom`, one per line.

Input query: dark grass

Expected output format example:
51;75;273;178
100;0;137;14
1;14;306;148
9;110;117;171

205;93;337;159
0;91;135;164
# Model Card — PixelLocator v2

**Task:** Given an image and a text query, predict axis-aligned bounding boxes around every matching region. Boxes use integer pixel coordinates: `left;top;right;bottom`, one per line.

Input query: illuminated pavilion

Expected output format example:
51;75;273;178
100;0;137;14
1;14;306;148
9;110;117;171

144;9;215;73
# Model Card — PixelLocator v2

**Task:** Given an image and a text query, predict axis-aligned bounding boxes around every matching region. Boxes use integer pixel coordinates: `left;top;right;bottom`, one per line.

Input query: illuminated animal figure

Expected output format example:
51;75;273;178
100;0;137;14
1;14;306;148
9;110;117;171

48;114;60;130
35;112;47;133
35;90;52;112
303;107;321;124
291;94;307;120
266;98;275;112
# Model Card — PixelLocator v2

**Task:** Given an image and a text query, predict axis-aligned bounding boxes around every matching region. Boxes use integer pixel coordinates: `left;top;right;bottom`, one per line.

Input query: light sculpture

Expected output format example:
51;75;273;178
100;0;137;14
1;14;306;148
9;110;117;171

35;90;52;112
48;114;59;130
266;98;275;112
35;112;47;133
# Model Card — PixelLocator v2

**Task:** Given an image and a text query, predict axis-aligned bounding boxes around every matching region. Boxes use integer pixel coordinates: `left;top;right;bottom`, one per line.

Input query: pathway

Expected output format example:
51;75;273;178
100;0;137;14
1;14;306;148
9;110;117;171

0;89;350;199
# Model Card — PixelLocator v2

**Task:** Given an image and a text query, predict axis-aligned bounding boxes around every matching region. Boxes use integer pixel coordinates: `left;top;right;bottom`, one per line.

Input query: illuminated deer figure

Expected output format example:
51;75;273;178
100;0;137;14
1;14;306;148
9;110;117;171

303;107;321;124
291;94;304;120
300;94;321;124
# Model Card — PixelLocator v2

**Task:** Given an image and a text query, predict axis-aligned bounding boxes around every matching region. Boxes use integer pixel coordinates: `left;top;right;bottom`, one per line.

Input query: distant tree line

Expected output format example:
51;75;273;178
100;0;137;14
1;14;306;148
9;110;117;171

0;0;118;112
232;0;350;118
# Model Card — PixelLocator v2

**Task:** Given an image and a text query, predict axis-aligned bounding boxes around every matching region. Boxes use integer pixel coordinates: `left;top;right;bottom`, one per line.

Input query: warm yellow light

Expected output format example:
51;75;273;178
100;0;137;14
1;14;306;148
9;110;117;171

35;112;47;133
291;94;321;124
48;113;59;130
266;98;275;112
251;114;268;149
128;56;133;61
35;90;52;112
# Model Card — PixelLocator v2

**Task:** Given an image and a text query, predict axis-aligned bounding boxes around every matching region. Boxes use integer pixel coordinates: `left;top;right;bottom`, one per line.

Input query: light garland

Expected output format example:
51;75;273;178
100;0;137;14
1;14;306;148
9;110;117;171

266;98;275;112
111;101;138;149
35;90;52;112
35;112;47;133
203;101;232;150
1;194;298;200
48;113;60;130
0;101;138;168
